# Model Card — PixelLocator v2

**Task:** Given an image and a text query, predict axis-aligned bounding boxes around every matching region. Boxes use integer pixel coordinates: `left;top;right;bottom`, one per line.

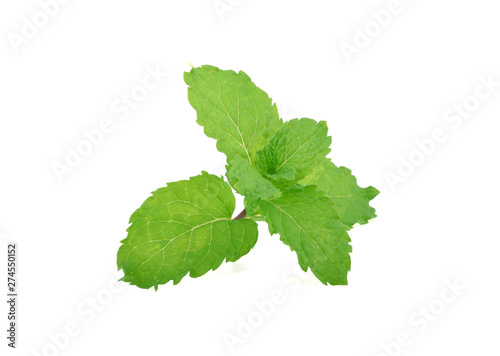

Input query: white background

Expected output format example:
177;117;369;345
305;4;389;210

1;0;499;355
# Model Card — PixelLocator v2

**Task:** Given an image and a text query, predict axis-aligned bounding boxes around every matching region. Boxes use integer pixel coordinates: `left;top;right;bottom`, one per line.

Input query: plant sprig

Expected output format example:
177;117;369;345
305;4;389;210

117;65;378;290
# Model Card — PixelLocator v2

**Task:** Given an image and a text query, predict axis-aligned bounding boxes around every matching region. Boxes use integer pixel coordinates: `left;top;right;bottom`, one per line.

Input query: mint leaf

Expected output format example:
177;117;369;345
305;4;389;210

300;158;379;228
226;156;281;214
259;186;352;285
117;172;258;290
184;65;282;164
256;118;331;184
118;65;378;289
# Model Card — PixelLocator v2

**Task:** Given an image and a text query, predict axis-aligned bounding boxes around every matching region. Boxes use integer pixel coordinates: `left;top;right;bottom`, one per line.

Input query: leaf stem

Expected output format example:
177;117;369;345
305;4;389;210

233;208;246;220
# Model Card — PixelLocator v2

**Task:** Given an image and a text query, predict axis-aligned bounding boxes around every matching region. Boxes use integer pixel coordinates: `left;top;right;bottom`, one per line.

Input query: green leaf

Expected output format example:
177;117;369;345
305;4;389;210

118;64;379;290
256;118;331;184
117;172;258;290
226;156;281;214
259;186;352;285
300;158;379;228
184;65;282;164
